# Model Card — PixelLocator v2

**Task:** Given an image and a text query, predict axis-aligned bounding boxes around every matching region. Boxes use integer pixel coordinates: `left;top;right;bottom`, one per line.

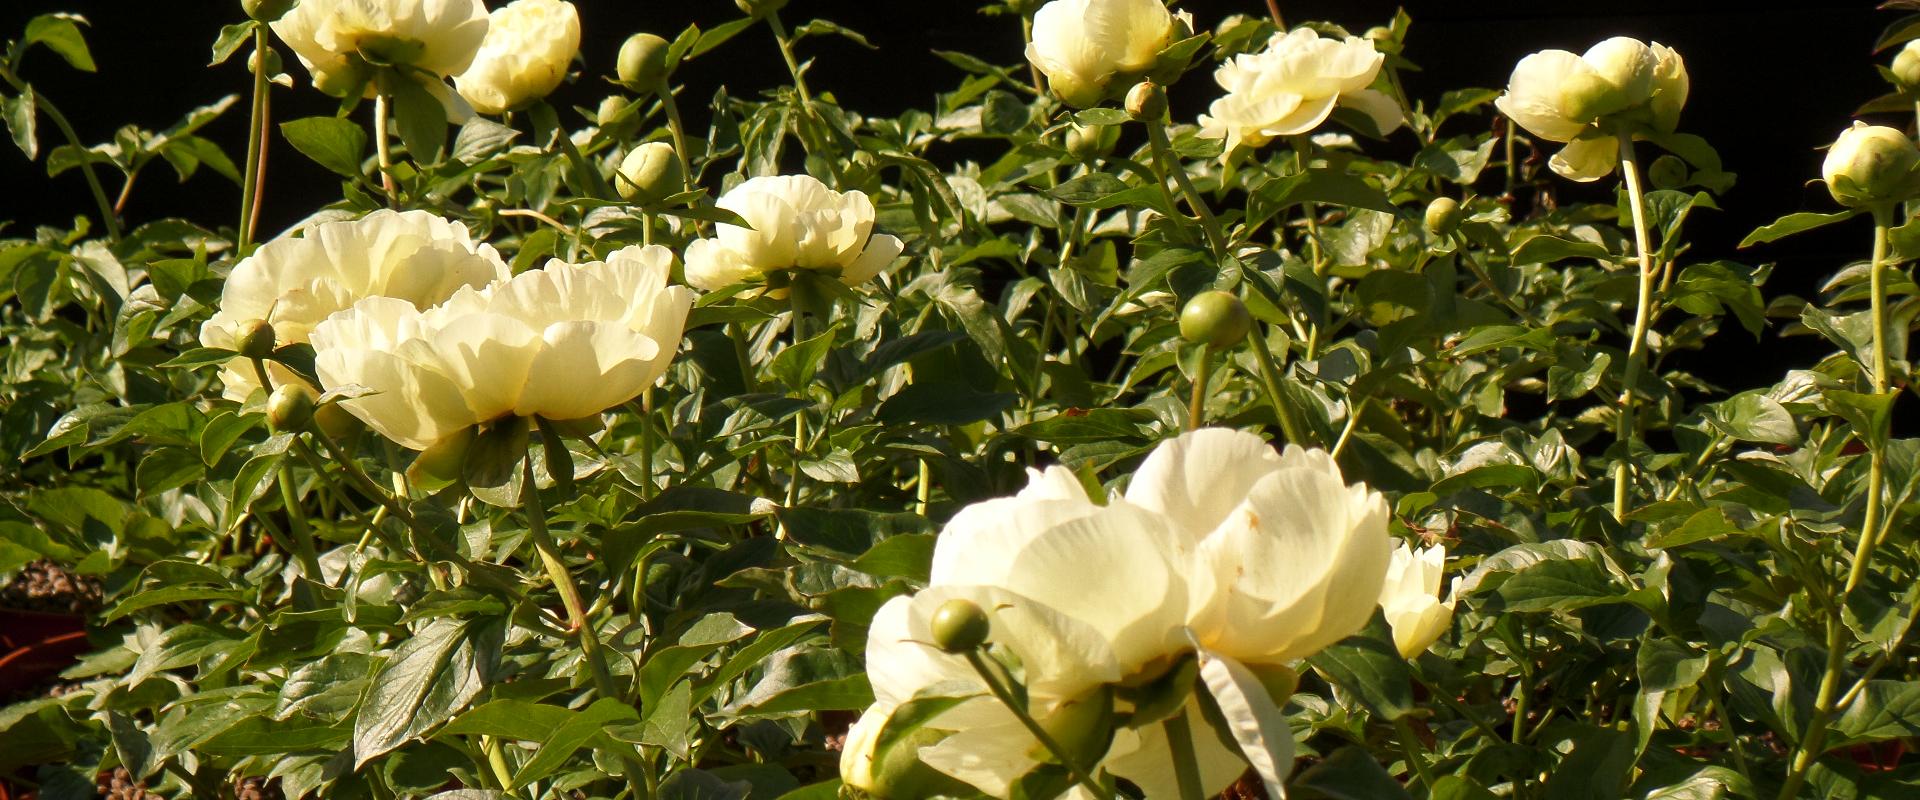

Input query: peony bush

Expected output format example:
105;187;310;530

1;1;1918;799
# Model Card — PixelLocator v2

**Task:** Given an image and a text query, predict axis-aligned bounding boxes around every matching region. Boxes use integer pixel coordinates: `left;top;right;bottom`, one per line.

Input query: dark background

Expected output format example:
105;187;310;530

0;1;1896;390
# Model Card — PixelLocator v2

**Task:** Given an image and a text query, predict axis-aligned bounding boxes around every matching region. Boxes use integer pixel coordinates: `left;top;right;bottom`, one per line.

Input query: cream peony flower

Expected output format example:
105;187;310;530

1378;542;1457;658
1197;28;1402;154
271;0;490;96
454;0;580;115
850;428;1393;798
200;210;509;402
1026;0;1185;108
1823;122;1920;208
1494;37;1688;182
682;175;904;291
309;245;694;451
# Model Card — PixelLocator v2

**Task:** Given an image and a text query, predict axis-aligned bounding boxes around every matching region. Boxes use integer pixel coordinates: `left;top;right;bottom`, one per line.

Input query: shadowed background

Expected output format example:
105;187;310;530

0;1;1895;391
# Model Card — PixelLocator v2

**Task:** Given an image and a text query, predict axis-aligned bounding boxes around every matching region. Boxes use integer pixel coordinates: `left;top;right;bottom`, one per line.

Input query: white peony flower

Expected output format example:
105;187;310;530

271;0;490;96
309;245;694;451
1197;28;1402;155
682;175;904;292
1494;37;1688;182
1378;542;1458;658
199;209;509;402
1026;0;1185;108
851;428;1394;798
454;0;580;115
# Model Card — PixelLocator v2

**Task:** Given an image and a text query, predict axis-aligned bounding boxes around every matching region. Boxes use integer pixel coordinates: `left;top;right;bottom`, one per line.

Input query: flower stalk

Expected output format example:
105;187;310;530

238;27;272;250
1611;135;1658;521
959;649;1115;800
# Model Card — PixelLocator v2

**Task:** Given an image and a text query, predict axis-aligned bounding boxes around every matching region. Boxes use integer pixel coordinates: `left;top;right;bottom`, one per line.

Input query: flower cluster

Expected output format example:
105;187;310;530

841;429;1454;798
1495;36;1689;181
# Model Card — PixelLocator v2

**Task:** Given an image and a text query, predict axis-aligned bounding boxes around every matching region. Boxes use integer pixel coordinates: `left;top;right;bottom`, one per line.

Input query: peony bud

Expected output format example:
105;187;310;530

235;319;277;360
597;96;629;128
617;33;672;92
617;142;684;205
1895;41;1920;91
267;384;315;433
242;0;295;23
1063;122;1117;160
734;0;788;19
1179;291;1252;350
1824;122;1920;208
1647;154;1689;190
1124;81;1166;121
1423;196;1462;236
929;599;990;653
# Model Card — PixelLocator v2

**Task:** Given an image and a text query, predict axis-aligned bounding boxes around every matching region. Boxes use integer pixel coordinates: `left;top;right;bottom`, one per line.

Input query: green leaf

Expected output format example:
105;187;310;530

209;21;257;66
23;14;95;72
280;116;368;179
510;698;639;789
1289;745;1413;800
1268;169;1397;214
876;383;1016;425
847;533;935;581
1702;390;1799;446
386;75;448;164
352;618;493;766
1739;210;1858;247
1306;614;1413;720
4;87;37;160
1509;234;1612;265
1540;725;1635;800
768;326;837;391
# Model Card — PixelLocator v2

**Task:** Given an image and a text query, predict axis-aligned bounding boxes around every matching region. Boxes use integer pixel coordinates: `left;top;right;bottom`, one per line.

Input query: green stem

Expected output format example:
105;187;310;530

1164;712;1206;800
1611;136;1658;522
521;459;625;699
763;11;813;107
275;469;325;581
1248;326;1311;446
1777;210;1897;800
0;66;119;241
637;387;655;500
655;85;695;196
1145;120;1229;257
1188;346;1214;431
238;28;270;249
374;93;397;204
1391;716;1435;790
535;101;616;201
960;650;1114;800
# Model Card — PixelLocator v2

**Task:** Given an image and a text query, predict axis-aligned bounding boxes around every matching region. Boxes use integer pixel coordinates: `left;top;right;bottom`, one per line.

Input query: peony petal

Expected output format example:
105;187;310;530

1549;134;1620;182
1124;428;1283;547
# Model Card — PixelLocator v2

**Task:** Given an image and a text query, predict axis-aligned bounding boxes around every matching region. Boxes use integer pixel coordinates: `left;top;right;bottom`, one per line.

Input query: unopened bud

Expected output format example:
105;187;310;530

1896;41;1920;91
1823;121;1920;208
1179;291;1252;350
929;599;990;653
734;0;788;19
617;142;684;205
1423;196;1462;236
597;96;629;128
1125;81;1167;122
267;384;314;433
616;33;672;92
242;0;295;23
1064;122;1116;160
1647;155;1688;190
235;319;277;360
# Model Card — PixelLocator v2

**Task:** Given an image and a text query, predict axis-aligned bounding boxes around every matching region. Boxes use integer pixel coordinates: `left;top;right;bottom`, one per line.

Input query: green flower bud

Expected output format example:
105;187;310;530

235;319;277;360
267;384;315;433
734;0;788;19
1125;81;1167;122
1179;291;1252;350
617;142;685;205
617;33;672;92
1647;154;1689;190
1824;121;1920;208
1423;196;1462;237
1897;41;1920;91
929;599;990;653
1064;122;1117;160
597;96;630;128
242;0;295;23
